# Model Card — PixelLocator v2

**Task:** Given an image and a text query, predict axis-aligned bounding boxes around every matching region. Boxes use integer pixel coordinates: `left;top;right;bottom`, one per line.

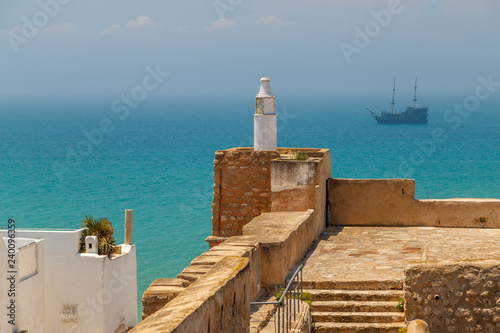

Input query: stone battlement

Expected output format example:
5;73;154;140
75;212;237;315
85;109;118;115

133;147;500;332
329;178;500;228
207;147;330;247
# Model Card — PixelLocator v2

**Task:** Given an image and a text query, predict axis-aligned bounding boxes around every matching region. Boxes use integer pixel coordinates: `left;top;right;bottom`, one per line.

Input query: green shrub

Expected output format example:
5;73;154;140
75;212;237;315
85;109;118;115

397;297;405;312
79;215;116;256
294;152;308;161
275;284;313;307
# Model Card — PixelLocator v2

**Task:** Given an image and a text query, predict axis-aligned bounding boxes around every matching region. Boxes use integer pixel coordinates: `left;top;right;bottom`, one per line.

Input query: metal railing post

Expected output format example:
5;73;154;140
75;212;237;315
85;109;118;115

249;264;304;333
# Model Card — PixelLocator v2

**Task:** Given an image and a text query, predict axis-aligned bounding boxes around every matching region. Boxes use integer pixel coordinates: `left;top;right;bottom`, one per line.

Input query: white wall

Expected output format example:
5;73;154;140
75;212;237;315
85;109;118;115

0;229;137;333
0;237;45;333
103;244;137;333
18;239;45;333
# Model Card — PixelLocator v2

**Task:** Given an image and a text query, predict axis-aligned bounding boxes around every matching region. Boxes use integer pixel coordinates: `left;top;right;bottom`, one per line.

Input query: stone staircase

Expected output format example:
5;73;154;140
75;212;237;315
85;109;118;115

304;281;405;333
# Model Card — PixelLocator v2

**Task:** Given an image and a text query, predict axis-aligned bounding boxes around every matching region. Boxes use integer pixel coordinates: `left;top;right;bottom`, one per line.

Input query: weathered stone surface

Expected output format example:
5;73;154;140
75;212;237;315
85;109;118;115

242;210;318;286
306;289;404;302
308;287;405;332
142;279;190;319
314;322;406;333
132;256;251;333
299;226;500;332
405;261;500;332
312;311;404;323
300;226;500;288
176;265;214;283
147;278;190;288
210;148;280;240
407;319;430;333
312;300;399;313
190;253;227;266
209;148;330;245
249;293;277;333
255;300;310;333
329;178;500;228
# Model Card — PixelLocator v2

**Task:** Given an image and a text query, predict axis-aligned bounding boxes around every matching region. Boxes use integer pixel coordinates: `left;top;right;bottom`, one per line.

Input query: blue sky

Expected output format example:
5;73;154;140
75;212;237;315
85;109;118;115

1;0;499;97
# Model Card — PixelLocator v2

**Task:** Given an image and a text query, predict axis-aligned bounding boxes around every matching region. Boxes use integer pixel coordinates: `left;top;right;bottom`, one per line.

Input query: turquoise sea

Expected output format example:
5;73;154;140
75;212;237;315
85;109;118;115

1;94;499;319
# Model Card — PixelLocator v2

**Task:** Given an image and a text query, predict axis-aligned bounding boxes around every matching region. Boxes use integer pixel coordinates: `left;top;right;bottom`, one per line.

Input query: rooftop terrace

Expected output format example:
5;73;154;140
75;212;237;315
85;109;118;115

301;226;500;289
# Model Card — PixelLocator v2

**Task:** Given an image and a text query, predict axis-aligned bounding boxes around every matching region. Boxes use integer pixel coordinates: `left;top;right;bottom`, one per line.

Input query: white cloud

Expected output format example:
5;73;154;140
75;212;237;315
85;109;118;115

206;18;237;30
257;16;294;27
101;25;121;35
43;23;78;35
126;16;160;29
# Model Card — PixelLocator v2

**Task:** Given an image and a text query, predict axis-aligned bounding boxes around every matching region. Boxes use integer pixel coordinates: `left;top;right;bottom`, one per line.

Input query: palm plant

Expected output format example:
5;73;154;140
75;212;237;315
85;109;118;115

79;215;116;256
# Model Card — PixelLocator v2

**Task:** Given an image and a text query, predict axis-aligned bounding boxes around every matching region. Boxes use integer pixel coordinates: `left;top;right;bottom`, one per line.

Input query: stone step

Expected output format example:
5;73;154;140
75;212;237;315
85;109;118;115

148;278;191;288
312;301;399;313
176;265;213;283
305;289;404;302
314;322;406;333
142;281;188;320
312;311;404;323
303;279;403;290
190;253;225;266
176;272;205;283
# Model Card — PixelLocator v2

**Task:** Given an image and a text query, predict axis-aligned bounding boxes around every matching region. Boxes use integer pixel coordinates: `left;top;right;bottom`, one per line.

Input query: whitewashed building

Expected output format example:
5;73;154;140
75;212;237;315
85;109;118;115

0;211;137;333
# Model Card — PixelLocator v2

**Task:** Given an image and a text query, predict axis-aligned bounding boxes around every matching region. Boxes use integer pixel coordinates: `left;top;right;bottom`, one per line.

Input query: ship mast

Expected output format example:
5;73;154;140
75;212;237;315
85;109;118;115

413;78;418;108
391;77;396;113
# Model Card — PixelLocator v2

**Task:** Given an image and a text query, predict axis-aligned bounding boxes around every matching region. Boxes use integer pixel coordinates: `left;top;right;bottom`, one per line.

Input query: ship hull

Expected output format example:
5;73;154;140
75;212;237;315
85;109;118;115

373;107;428;124
376;118;428;124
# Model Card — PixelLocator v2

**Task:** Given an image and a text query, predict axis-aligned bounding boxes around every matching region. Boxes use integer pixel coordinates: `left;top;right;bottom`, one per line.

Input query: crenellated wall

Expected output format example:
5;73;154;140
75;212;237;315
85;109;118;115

207;147;331;247
136;146;500;332
242;210;317;286
137;210;322;331
138;148;332;331
131;256;251;333
329;178;500;228
207;148;280;247
271;149;331;238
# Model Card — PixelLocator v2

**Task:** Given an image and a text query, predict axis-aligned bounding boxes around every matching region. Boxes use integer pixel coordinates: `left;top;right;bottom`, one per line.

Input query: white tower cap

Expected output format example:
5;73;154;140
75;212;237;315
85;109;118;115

254;76;277;151
256;77;273;98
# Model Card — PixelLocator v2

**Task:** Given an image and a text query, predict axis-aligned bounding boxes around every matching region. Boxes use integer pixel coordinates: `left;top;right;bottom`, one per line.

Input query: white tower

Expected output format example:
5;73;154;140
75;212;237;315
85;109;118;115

254;77;277;151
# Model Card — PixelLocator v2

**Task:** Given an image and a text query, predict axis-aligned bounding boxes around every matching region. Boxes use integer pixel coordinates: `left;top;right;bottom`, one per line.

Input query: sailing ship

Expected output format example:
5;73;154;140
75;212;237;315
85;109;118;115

367;78;428;124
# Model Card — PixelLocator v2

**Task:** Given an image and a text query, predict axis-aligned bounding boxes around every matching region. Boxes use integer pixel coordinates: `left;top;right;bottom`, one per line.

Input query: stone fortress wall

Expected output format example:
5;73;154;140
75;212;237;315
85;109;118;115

405;261;500;332
131;147;500;332
206;148;330;248
330;178;500;228
207;148;280;247
132;148;330;332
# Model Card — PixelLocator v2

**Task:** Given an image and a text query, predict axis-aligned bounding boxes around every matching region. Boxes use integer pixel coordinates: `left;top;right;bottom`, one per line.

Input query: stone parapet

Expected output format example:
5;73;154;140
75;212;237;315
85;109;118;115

139;209;322;327
142;278;190;320
132;256;251;333
329;178;500;228
139;147;331;330
208;147;331;247
211;148;280;240
242;210;317;286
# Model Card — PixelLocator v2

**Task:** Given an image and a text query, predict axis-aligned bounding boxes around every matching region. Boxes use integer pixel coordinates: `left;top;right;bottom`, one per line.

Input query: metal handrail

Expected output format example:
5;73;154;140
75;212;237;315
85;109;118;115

250;264;309;333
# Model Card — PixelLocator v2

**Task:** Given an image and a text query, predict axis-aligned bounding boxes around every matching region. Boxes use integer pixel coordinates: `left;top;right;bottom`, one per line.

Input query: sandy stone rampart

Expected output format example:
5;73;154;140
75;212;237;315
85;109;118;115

330;178;500;228
405;260;500;332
